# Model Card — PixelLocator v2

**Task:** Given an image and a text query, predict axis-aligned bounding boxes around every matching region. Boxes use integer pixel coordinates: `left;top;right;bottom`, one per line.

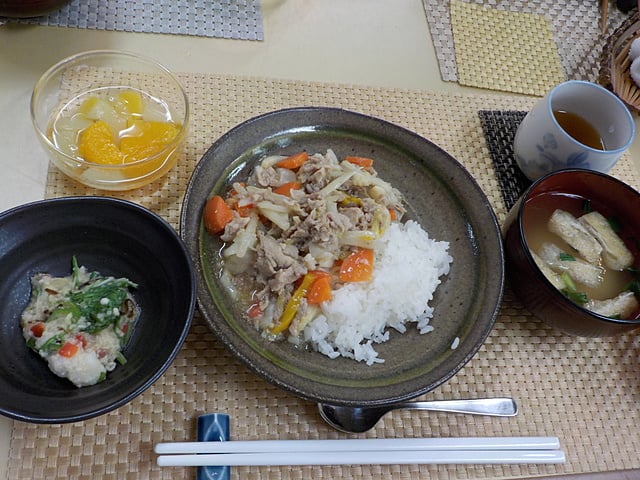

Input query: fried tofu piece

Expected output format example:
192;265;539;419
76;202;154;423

538;242;604;288
585;291;639;318
578;211;634;271
548;209;602;265
531;250;565;290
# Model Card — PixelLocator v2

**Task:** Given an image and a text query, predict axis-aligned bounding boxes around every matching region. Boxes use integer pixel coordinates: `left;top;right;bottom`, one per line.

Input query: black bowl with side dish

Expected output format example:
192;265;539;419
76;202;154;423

0;196;196;423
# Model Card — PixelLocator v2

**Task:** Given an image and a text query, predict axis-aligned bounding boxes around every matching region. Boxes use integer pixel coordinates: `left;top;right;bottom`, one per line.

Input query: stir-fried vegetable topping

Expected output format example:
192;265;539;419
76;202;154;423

205;149;407;340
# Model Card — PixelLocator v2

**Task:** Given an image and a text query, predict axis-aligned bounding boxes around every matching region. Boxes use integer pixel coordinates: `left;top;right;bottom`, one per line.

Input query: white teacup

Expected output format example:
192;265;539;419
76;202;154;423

514;80;635;181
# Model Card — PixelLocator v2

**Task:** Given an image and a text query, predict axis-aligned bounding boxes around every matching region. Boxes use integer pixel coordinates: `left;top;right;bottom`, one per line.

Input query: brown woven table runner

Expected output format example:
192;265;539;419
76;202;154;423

7;74;640;479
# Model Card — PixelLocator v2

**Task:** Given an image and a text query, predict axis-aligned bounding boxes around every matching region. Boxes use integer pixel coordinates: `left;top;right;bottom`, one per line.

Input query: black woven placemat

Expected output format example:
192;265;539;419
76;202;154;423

478;110;532;210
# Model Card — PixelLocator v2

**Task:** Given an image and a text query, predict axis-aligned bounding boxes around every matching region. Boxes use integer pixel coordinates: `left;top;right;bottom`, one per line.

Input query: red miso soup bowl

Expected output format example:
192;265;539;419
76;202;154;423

503;168;640;337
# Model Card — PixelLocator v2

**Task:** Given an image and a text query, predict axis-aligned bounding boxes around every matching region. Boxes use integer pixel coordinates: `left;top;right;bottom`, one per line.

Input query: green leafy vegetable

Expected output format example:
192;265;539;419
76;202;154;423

47;302;81;324
39;333;65;354
69;276;138;334
559;253;576;261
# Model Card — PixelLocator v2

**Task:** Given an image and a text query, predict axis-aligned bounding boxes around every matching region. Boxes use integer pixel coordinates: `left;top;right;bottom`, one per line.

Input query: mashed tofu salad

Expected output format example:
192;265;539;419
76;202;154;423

20;257;139;387
203;149;453;365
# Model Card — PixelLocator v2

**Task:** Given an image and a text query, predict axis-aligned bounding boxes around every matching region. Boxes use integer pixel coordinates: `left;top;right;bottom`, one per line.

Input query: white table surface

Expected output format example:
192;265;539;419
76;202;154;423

1;1;639;478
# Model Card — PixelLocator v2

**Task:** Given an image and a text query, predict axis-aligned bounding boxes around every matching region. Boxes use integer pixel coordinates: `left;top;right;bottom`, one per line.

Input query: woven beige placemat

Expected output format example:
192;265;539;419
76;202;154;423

450;0;565;95
423;0;629;86
7;74;640;479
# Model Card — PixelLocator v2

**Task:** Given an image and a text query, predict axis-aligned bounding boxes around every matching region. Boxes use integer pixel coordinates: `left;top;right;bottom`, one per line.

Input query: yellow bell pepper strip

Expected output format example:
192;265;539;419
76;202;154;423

270;272;318;334
338;196;363;208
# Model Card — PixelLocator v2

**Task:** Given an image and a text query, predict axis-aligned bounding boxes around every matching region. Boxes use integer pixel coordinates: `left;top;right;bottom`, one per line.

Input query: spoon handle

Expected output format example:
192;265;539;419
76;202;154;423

394;398;518;417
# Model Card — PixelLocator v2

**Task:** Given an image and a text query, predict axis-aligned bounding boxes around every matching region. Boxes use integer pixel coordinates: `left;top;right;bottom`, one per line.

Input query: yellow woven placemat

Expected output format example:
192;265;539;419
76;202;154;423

450;0;566;95
7;74;640;480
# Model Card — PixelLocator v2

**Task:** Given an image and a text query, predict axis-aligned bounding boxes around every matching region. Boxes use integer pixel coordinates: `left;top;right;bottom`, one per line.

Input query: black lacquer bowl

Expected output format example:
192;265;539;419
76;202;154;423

0;197;196;423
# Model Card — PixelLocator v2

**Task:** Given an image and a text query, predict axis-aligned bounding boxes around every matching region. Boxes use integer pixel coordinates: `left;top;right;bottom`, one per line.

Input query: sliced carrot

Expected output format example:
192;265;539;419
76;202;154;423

345;156;374;168
75;334;87;349
234;202;255;218
273;181;302;196
307;275;332;304
58;342;79;358
203;195;234;234
275;152;308;170
30;322;45;338
388;208;397;221
247;302;262;319
339;248;375;282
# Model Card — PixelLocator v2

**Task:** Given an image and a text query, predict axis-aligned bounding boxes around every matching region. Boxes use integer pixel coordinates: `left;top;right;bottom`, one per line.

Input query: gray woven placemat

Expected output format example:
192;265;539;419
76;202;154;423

422;0;629;84
5;0;264;41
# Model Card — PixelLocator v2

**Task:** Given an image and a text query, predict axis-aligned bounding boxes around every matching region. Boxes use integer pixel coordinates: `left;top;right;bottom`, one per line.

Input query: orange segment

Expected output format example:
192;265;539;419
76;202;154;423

120;120;180;163
77;120;124;165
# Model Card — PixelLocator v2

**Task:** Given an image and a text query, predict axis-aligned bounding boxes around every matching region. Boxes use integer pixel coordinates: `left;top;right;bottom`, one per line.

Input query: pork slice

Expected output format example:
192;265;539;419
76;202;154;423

253;231;308;294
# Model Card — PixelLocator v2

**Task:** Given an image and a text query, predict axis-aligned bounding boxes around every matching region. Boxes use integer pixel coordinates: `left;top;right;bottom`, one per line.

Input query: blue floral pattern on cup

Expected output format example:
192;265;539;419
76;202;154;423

535;132;591;170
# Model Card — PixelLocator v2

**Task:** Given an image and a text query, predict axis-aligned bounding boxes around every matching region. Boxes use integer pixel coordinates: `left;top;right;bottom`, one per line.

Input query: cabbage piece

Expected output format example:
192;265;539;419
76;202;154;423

223;216;258;259
257;201;291;230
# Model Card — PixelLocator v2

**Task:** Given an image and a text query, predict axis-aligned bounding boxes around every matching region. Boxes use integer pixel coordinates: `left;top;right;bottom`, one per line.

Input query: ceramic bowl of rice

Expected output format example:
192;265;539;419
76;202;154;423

181;107;504;407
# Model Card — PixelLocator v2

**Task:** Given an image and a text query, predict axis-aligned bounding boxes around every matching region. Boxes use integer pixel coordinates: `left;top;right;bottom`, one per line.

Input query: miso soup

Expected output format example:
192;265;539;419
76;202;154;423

522;192;639;315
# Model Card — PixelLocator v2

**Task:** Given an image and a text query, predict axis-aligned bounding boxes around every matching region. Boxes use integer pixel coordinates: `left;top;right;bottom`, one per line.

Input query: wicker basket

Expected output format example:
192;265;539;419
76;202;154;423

599;10;640;113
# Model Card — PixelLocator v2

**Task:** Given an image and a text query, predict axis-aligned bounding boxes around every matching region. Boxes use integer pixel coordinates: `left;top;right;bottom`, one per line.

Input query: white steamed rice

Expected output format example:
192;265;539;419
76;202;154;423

302;220;452;365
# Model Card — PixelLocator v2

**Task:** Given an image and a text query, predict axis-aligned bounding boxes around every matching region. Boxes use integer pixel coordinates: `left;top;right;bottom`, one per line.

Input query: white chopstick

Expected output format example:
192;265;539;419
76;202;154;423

155;436;560;455
156;449;565;467
155;437;565;467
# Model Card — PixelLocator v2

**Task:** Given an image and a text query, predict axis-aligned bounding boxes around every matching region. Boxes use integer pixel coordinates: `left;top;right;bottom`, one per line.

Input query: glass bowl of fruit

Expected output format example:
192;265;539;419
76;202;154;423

31;50;189;191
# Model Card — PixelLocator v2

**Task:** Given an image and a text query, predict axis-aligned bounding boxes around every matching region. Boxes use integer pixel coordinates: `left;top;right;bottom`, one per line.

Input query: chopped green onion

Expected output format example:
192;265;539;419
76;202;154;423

624;279;640;297
560;272;578;292
115;351;127;365
559;253;576;261
607;217;623;233
560;272;588;305
561;289;588;305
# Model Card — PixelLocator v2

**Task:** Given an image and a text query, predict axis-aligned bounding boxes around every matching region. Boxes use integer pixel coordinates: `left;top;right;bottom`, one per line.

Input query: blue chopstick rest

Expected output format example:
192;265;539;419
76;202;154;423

196;413;230;480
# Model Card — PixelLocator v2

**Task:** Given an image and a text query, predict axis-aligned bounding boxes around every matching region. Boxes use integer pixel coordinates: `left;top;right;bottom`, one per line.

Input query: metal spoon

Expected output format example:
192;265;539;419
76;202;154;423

318;398;518;433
